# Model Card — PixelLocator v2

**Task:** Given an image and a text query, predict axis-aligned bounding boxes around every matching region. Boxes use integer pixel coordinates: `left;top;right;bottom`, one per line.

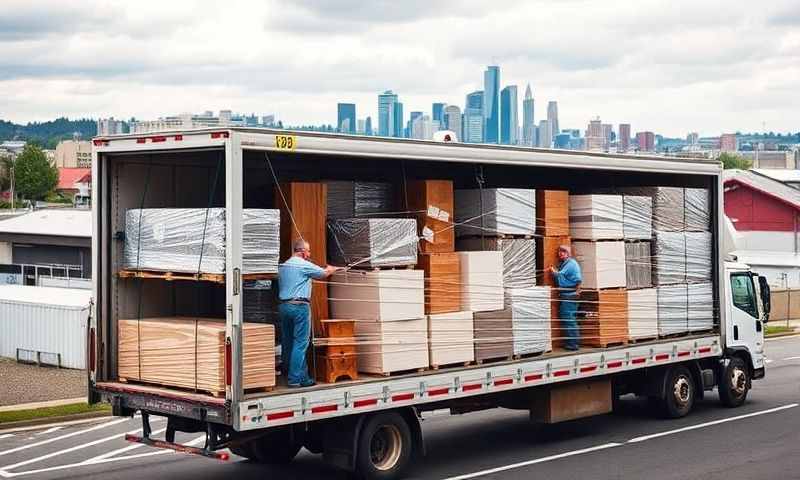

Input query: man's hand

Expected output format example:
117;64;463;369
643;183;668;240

323;265;345;278
549;266;558;274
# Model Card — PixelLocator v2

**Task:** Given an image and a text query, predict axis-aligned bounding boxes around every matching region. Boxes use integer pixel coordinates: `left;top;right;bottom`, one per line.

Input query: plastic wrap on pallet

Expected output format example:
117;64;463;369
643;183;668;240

123;208;280;274
507;287;551;355
623;196;653;240
685;231;712;283
657;284;688;336
627;287;659;339
327;218;418;268
685;188;710;232
569;194;624;240
625;241;652;289
326;181;394;219
619;187;685;232
456;237;536;289
573;241;627;289
454;188;536;237
652;231;686;285
688;282;714;331
243;280;279;326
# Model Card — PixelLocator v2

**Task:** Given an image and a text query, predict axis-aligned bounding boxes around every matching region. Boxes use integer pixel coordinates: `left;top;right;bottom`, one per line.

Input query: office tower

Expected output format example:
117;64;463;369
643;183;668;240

444;105;462;141
546;101;559;142
522;84;535;146
601;124;613;150
687;132;699;145
378;90;399;137
720;133;737;152
554;133;571;149
537;120;552;148
585;118;605;151
219;110;232;125
500;86;519;145
464;90;485;143
365;116;373;136
357;119;366;134
483;66;500;143
432;103;446;129
393;102;404;138
408;111;423;139
636;131;656;152
618;123;631;152
261;115;275;127
337;103;356;134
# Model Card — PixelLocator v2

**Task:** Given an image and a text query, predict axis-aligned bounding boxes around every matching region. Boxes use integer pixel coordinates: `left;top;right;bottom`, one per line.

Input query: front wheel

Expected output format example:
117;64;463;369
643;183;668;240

652;365;695;419
719;357;750;408
355;412;413;480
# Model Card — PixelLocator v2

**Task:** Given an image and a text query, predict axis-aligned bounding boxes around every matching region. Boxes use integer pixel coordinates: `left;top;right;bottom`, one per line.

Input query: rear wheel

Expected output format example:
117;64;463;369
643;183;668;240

355;412;413;480
653;366;695;419
251;429;301;464
229;441;255;459
719;357;750;408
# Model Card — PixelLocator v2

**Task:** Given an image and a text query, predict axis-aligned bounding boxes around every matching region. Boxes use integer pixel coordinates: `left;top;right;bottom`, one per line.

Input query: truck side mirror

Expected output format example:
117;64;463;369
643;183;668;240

757;276;771;321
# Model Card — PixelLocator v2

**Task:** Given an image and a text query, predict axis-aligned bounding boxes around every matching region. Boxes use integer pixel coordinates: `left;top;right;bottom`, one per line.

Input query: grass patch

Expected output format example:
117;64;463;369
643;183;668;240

765;325;795;336
0;402;110;424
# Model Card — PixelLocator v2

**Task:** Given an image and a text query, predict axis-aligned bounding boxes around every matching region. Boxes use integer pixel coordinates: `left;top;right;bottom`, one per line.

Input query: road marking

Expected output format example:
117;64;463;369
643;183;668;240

441;443;622;480
33;427;61;436
0;417;116;435
783;356;800;361
627;403;798;444
765;359;774;364
0;436;11;441
82;427;168;463
0;418;129;457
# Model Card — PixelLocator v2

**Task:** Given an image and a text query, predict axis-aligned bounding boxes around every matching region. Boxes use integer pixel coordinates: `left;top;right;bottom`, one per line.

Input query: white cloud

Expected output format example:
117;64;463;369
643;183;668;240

0;0;798;136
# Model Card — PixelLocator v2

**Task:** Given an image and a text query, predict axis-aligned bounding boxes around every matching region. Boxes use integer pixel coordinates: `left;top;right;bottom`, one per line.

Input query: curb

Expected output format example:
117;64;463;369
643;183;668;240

0;397;88;413
0;410;111;432
765;331;800;340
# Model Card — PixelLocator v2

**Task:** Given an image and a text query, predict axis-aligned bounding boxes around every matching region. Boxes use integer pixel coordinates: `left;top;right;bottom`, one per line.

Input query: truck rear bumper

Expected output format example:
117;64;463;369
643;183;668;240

94;382;229;424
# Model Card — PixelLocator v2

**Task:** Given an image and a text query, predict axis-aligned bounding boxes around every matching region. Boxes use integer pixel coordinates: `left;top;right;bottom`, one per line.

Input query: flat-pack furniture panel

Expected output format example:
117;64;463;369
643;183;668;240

457;237;536;289
687;282;714;331
625;241;652;289
652;231;687;285
405;179;455;254
417;252;461;314
579;289;629;347
328;218;418;268
354;318;429;374
684;188;710;232
627;287;659;340
623;196;653;240
427;310;475;366
569;194;624;240
454;188;536;237
685;231;713;283
536;190;569;237
573;241;627;290
457;251;505;312
329;270;425;321
657;285;688;336
326;181;394;220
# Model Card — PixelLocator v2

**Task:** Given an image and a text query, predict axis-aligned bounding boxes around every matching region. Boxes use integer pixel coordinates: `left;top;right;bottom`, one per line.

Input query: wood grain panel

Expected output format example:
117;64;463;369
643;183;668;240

404;180;455;253
417;252;461;314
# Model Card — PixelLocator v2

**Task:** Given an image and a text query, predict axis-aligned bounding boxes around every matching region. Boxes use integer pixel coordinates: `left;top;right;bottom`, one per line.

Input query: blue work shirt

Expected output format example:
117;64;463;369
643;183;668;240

278;256;326;301
554;257;582;294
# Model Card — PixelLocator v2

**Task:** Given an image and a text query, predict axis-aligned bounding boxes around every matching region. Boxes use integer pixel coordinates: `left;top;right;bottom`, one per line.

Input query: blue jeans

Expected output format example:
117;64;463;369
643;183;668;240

279;303;312;385
559;294;580;350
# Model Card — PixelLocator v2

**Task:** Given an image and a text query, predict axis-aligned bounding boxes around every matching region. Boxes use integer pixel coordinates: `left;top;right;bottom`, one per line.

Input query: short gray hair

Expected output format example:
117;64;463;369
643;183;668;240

292;238;309;252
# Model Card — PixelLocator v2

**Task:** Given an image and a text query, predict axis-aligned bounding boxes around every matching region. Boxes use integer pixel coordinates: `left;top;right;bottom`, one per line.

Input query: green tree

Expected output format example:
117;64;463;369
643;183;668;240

12;144;59;201
718;152;752;170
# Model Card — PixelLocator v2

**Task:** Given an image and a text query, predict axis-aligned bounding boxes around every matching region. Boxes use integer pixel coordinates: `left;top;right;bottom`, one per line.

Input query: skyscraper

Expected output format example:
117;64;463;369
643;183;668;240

432;103;446;130
408;111;423;139
365;116;373;136
464;90;485;143
618;123;631;152
687;132;699;145
537;120;552;148
601;124;613;150
720;133;737;152
585;118;605;151
637;131;656;152
444;105;462;141
378;91;398;137
500;85;518;145
393;102;404;138
483;66;500;143
337;103;356;134
522;84;535;146
547;101;559;143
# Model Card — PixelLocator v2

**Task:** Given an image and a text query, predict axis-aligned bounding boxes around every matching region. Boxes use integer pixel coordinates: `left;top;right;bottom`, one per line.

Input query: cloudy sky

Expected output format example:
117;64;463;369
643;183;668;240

2;0;798;137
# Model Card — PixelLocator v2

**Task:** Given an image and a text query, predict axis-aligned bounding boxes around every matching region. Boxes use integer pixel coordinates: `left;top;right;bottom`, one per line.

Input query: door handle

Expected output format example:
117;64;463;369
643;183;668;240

756;321;762;333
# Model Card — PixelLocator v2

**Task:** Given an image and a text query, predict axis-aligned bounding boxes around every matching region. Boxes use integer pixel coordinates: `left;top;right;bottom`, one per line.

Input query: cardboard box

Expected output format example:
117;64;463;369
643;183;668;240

573;241;627;290
328;218;419;268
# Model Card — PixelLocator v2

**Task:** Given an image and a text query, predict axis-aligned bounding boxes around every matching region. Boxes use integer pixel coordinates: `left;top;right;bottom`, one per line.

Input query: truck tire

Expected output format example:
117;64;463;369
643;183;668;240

251;429;301;465
653;365;695;419
229;441;255;460
354;412;413;480
719;357;750;408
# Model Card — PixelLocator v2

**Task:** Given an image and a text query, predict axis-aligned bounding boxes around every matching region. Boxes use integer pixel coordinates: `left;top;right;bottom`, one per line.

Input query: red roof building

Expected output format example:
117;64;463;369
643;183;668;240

57;168;91;193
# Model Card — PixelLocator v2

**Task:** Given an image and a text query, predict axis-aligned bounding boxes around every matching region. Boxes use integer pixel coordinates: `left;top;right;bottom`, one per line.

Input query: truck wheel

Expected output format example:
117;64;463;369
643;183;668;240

251;429;301;465
229;441;255;460
355;412;413;480
654;366;695;419
719;357;750;408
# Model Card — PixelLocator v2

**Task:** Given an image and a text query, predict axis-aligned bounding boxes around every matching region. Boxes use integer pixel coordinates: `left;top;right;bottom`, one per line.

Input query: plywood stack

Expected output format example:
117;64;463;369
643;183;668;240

117;318;275;394
536;190;571;350
314;319;358;383
569;195;624;241
326;181;394;220
457;237;536;289
327;218;418;268
687;283;714;332
354;319;429;375
417;253;461;314
685;232;712;283
454;188;536;237
404;180;455;254
578;289;628;348
457;251;504;313
625;241;652;290
627;288;658;340
507;287;551;355
652;232;686;286
536;190;569;237
427;311;474;367
472;310;513;362
572;241;627;290
657;285;688;336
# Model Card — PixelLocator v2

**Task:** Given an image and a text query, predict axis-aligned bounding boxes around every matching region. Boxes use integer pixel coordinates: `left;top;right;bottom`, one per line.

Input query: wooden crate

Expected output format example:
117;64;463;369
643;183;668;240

404;180;455;254
313;320;358;384
417;252;461;314
536;190;569;237
275;182;329;337
315;354;357;383
579;289;629;348
536;236;571;287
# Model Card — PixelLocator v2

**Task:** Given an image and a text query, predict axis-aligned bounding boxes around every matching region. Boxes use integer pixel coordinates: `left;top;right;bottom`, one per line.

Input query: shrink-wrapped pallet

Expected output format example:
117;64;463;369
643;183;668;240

326;181;394;219
625;241;652;289
623;196;653;240
685;231;713;283
688;282;714;331
329;270;424;321
354;318;429;374
579;289;629;347
652;231;686;285
123;208;280;274
619;187;685;232
657;285;688;336
328;218;418;268
627;288;659;340
569;194;624;240
454;188;536;237
457;251;504;312
572;241;627;289
457;237;536;289
473;310;513;362
427;311;474;367
685;188;710;232
243;280;279;329
507;287;552;355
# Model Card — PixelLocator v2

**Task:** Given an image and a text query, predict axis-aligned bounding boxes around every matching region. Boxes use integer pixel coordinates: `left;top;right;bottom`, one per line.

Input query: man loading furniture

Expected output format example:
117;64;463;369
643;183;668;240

278;238;342;388
550;244;583;351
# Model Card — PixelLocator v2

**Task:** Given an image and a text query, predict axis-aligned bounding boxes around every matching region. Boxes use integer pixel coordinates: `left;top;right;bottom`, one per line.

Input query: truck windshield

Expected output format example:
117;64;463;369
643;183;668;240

731;273;759;318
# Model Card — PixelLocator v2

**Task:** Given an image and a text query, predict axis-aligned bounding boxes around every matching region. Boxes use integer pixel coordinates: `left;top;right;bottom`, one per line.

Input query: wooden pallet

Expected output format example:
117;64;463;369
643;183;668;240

430;361;473;371
115;378;273;398
513;351;547;360
374;367;427;377
475;355;514;365
118;269;276;284
659;331;691;340
628;336;658;344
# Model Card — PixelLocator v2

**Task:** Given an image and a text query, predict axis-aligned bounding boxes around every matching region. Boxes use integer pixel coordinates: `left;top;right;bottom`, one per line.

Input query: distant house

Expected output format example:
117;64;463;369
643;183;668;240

724;169;800;287
57;167;91;197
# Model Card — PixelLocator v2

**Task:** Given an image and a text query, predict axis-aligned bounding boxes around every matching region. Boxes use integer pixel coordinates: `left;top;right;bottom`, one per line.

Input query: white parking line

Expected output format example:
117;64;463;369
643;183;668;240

33;427;61;436
82;427;167;463
0;436;12;441
0;418;129;457
784;356;800;361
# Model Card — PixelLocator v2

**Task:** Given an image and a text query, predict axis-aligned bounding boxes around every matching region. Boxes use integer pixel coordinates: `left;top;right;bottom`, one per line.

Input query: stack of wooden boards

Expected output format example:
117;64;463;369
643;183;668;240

118;318;275;395
536;190;571;349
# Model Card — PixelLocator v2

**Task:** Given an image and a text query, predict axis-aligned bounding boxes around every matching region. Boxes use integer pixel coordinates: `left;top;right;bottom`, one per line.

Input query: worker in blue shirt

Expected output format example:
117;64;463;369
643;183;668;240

278;239;342;388
550;245;583;351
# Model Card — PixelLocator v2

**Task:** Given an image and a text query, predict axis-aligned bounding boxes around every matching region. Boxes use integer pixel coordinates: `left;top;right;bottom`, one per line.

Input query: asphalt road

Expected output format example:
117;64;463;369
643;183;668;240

1;335;798;480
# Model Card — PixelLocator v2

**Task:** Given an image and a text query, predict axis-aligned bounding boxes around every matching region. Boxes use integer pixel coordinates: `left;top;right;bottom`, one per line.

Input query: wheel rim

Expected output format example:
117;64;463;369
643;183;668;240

730;367;747;396
673;375;692;406
369;424;402;471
